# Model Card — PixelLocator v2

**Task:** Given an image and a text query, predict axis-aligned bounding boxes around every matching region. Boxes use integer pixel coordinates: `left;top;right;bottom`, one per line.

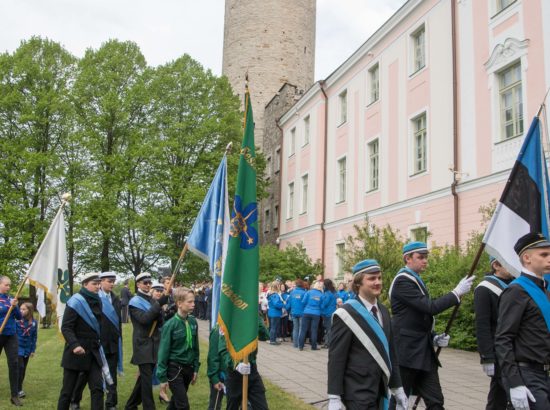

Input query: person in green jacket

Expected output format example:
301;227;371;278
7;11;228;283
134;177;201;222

207;324;226;410
156;287;200;410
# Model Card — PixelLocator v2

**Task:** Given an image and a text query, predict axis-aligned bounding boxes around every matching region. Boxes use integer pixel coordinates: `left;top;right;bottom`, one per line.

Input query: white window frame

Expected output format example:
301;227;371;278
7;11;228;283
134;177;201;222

493;0;517;16
273;204;279;230
337;156;347;203
335;242;346;278
410;112;428;176
287;181;294;220
410;24;426;75
274;147;281;173
289;127;296;156
338;90;348;126
409;225;429;243
366;138;380;192
498;62;523;141
303;115;310;146
300;173;308;214
368;63;380;104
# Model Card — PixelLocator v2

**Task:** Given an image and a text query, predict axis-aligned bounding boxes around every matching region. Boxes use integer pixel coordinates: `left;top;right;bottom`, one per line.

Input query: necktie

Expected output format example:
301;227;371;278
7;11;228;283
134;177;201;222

371;305;379;323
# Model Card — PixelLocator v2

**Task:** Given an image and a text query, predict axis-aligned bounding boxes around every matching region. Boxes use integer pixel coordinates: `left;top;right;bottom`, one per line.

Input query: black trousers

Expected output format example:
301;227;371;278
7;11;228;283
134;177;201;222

486;367;511;410
166;362;194;410
344;400;378;410
58;365;104;410
0;334;19;397
208;382;224;410
389;366;444;410
17;355;30;393
72;352;118;408
515;367;550;410
125;363;155;410
225;365;268;410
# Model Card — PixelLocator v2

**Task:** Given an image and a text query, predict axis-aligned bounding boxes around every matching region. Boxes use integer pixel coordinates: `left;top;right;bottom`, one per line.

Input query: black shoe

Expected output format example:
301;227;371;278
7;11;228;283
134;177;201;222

311;347;320;351
299;347;304;351
159;395;169;404
269;341;281;345
10;397;23;407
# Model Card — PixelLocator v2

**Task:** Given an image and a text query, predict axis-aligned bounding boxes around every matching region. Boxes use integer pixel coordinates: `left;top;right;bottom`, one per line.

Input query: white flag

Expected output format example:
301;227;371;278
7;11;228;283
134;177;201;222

27;206;69;329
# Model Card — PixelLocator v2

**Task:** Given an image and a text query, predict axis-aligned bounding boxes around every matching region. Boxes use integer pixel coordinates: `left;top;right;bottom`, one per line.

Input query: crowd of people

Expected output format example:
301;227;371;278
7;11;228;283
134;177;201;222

0;232;549;409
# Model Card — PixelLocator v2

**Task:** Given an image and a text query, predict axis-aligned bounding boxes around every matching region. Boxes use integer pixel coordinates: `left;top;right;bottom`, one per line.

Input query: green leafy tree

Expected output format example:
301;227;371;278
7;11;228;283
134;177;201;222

259;243;323;283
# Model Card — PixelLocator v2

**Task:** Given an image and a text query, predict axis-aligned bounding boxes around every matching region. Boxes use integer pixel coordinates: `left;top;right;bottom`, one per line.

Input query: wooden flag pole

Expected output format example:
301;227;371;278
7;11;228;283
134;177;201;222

411;242;485;409
0;193;71;334
242;355;249;410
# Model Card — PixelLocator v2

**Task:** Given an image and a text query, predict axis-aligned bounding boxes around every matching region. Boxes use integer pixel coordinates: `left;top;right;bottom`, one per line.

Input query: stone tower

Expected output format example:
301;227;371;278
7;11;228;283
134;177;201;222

222;0;316;149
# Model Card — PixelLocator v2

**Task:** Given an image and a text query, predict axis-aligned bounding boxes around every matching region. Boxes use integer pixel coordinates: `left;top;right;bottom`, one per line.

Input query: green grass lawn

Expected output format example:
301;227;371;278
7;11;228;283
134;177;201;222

0;323;314;409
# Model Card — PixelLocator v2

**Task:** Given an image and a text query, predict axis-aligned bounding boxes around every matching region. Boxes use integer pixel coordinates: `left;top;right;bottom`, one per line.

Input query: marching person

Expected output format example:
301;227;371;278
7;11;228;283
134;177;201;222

120;282;132;324
495;232;550;410
156;287;200;410
124;272;163;410
389;241;474;410
474;256;514;409
0;275;22;406
327;259;408;410
16;302;37;400
58;272;112;410
207;324;227;410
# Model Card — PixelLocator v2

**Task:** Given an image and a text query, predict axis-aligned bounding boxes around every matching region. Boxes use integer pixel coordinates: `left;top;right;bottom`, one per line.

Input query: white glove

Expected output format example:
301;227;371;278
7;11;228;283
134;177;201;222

481;363;495;377
452;275;475;298
433;333;450;347
510;385;536;410
235;362;251;375
391;387;409;410
328;395;343;410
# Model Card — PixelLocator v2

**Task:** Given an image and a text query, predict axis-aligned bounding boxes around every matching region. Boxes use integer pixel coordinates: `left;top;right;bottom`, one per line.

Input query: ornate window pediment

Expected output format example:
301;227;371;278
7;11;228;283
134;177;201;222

485;38;529;71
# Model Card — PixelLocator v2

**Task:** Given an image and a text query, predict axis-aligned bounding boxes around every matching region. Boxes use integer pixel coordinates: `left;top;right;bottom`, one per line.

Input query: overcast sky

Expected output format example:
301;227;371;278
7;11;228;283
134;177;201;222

1;0;406;80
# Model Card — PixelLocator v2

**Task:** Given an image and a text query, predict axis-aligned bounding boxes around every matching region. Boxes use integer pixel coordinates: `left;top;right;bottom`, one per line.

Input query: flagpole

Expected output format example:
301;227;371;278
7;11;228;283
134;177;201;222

412;242;485;409
242;355;249;410
0;193;71;334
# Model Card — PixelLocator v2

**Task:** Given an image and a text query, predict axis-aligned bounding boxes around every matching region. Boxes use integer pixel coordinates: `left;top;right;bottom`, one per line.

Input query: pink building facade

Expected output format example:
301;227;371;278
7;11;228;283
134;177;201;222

277;0;550;279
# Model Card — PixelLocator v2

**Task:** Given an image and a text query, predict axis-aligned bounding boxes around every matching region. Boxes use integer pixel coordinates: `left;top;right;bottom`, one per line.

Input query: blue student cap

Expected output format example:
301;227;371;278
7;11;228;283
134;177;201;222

352;259;381;275
488;255;497;266
403;241;428;257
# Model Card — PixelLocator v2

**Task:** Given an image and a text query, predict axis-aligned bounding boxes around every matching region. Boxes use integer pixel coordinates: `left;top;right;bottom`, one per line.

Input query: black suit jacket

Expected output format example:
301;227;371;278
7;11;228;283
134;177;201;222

129;292;162;365
60;291;102;371
100;292;122;355
328;300;401;403
390;274;459;371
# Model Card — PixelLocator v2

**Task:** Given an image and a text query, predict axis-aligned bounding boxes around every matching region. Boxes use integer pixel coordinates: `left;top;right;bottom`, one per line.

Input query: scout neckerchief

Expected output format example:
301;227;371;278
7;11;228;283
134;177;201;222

99;289;124;374
334;298;390;410
476;275;509;297
388;266;427;300
174;313;193;350
67;293;114;385
17;318;34;337
512;275;550;332
129;294;152;311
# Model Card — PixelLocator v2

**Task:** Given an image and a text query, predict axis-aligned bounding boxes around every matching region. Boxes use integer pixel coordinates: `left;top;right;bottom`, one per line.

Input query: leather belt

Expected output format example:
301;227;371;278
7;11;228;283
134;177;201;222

518;362;550;372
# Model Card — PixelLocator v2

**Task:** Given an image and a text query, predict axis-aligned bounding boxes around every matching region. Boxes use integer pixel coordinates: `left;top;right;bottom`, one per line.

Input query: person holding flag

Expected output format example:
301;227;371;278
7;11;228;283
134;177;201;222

328;259;408;410
495;232;550;410
474;256;514;409
57;272;112;410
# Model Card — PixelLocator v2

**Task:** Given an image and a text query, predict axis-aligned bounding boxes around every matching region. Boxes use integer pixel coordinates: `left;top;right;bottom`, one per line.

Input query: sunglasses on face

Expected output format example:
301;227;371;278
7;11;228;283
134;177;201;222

142;281;152;285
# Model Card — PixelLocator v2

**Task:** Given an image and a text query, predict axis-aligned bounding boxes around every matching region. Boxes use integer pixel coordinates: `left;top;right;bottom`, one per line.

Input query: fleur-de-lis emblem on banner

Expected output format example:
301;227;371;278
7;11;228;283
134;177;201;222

230;195;258;249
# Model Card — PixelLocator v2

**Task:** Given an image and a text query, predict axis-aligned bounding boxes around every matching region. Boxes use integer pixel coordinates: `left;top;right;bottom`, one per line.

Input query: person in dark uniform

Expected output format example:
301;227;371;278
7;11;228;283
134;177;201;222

474;256;514;409
327;259;408;410
124;272;163;410
495;232;550;410
57;272;112;410
388;241;474;410
120;282;132;324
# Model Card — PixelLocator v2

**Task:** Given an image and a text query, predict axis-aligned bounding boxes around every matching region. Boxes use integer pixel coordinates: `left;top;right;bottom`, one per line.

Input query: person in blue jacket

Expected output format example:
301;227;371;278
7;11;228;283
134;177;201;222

337;282;349;303
287;279;307;348
267;282;285;345
321;279;337;348
278;283;290;340
298;280;324;351
16;302;37;399
0;275;22;406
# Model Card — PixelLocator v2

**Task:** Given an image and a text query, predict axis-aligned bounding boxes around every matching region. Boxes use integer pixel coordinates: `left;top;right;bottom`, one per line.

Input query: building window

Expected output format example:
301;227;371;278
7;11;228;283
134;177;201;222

266;156;272;179
289;128;296;156
412;26;426;73
499;62;523;140
301;174;308;214
287;182;294;219
412;114;427;174
496;0;516;14
264;209;270;233
337;157;346;203
411;226;428;243
369;64;379;104
273;205;279;230
339;90;347;125
303;115;310;146
274;147;281;173
336;243;345;278
367;139;379;191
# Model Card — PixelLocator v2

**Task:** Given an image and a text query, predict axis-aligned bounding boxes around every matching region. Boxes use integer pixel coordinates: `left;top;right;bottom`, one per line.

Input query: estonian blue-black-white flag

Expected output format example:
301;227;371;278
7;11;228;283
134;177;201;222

483;117;550;276
187;155;230;323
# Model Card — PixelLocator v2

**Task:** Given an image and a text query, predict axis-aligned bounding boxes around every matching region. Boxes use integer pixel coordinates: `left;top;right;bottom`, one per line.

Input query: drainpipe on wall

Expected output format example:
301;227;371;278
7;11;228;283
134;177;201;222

319;81;329;276
275;119;284;248
451;0;460;248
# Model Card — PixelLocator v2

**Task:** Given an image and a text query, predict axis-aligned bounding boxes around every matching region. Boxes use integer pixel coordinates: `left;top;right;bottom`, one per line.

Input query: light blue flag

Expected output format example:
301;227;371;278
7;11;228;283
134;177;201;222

187;155;230;324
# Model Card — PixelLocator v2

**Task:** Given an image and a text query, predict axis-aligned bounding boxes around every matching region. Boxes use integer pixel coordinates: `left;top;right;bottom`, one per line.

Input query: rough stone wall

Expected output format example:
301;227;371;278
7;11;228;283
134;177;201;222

222;0;316;149
259;83;301;245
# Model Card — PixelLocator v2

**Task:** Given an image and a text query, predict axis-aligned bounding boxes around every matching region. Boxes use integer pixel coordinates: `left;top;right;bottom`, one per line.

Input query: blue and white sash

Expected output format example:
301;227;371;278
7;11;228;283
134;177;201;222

389;267;426;299
99;290;123;374
67;294;113;385
512;276;550;332
476;275;509;297
129;294;151;311
544;274;550;292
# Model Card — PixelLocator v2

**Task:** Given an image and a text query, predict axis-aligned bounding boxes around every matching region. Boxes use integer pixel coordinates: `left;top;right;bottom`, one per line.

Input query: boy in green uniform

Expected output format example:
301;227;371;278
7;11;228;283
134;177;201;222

207;324;226;410
156;287;200;410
